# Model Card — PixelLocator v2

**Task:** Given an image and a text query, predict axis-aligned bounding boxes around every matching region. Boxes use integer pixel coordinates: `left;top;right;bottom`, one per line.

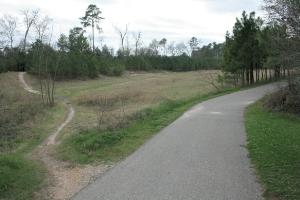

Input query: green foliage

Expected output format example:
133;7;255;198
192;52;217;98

246;102;300;199
0;48;27;72
125;55;220;71
98;58;124;76
192;42;224;68
0;51;6;73
28;40;59;77
0;154;44;200
80;4;104;52
27;28;125;79
224;9;299;87
68;27;90;53
223;11;265;85
80;4;104;28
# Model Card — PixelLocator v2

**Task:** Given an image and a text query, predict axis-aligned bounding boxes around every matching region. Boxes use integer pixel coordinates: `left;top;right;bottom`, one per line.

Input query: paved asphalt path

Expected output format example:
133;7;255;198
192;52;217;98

73;83;281;200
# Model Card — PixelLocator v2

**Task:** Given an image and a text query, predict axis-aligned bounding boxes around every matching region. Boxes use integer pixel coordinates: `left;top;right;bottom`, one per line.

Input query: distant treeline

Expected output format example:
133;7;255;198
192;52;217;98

0;32;223;78
1;2;298;84
0;4;224;78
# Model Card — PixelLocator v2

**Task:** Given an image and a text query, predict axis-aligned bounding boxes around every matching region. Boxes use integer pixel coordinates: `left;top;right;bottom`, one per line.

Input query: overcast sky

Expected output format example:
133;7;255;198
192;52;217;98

0;0;265;50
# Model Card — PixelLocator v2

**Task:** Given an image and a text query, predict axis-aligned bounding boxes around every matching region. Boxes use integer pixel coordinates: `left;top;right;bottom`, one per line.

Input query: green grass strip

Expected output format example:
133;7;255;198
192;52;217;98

246;102;300;200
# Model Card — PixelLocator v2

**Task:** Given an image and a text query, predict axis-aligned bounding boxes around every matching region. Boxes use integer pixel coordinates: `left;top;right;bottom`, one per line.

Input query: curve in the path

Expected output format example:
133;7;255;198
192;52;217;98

18;72;75;145
73;83;283;200
47;101;75;145
18;72;40;94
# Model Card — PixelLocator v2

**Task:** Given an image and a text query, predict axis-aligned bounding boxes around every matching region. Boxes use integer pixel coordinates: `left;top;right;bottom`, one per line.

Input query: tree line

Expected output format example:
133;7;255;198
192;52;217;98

0;1;298;85
0;5;222;78
223;0;299;87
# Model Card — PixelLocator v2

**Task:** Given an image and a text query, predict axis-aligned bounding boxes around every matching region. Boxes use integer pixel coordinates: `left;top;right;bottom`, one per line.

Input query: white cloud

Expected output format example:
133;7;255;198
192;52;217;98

0;0;265;50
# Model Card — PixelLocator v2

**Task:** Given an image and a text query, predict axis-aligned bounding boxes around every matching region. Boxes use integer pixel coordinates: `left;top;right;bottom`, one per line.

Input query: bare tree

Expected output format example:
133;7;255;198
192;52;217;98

167;42;176;56
34;15;52;42
264;0;300;90
264;0;300;37
175;42;188;56
148;39;159;56
21;9;39;51
0;39;5;50
202;72;223;91
0;15;18;49
36;45;59;106
115;24;128;53
132;31;142;55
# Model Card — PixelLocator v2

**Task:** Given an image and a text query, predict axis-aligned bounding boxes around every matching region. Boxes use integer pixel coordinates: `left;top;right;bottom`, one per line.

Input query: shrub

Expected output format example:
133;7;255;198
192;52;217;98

98;58;125;76
263;84;300;115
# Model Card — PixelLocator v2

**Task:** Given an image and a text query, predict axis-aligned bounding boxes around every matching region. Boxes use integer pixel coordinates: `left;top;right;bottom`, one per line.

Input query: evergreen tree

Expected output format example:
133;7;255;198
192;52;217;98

80;4;104;52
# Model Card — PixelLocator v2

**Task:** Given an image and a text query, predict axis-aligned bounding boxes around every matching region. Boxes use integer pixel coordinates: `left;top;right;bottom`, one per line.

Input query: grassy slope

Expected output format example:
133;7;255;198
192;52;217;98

0;72;66;200
246;102;300;200
27;71;220;139
57;88;236;164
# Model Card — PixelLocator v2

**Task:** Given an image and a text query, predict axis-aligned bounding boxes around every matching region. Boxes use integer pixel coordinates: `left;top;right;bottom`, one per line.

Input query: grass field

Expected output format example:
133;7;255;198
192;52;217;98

24;71;222;162
26;71;221;139
24;70;229;164
246;102;300;200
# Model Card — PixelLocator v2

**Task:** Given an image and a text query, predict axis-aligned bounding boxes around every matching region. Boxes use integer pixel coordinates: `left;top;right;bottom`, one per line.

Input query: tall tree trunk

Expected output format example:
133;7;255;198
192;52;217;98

241;69;245;86
246;69;250;85
24;29;29;51
10;38;13;49
92;20;95;52
250;64;254;84
265;68;268;81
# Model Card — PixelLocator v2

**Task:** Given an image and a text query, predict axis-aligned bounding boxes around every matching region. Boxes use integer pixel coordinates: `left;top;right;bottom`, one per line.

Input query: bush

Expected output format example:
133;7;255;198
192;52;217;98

72;130;125;155
125;56;152;71
0;48;27;72
263;84;300;115
98;58;125;76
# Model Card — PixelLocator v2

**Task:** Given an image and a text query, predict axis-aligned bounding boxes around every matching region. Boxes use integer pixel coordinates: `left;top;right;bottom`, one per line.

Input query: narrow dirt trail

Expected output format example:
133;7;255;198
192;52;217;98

46;101;75;145
19;72;75;145
18;72;111;200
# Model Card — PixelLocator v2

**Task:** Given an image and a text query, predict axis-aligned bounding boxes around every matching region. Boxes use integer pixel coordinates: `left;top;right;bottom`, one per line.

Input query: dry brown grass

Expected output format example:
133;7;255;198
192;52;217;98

25;70;221;138
0;72;44;152
77;90;144;107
